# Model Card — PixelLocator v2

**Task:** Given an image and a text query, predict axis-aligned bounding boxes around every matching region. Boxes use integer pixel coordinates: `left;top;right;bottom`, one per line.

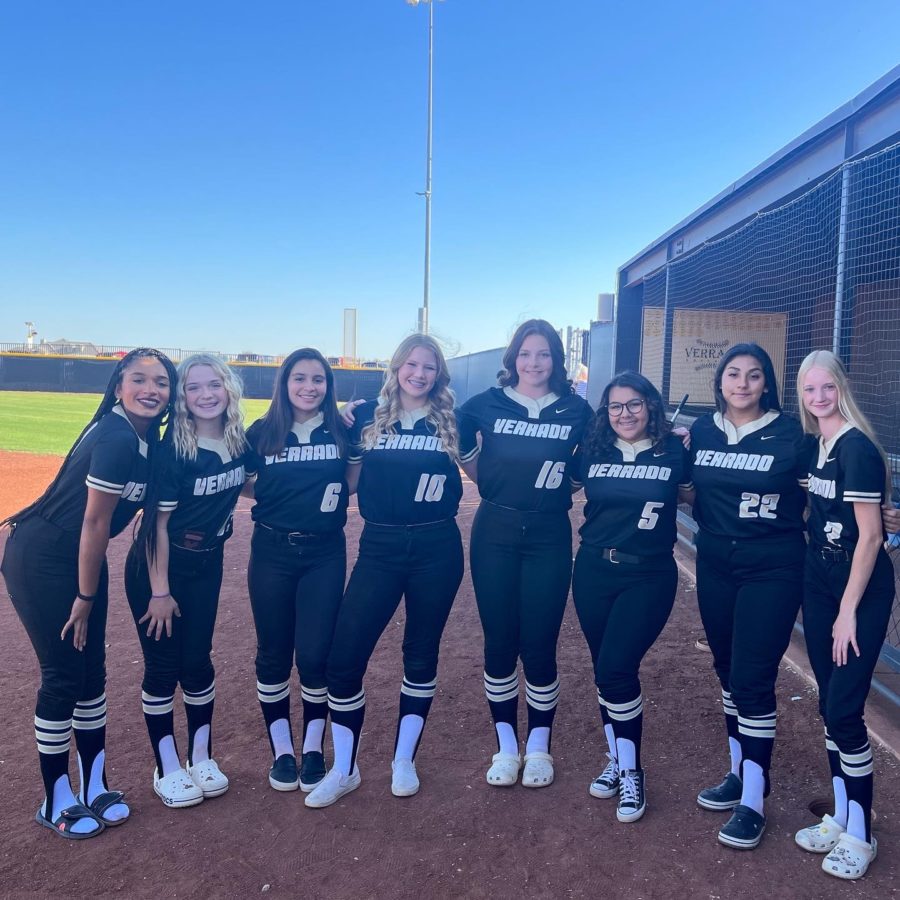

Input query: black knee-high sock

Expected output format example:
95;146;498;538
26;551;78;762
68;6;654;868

737;710;775;796
142;691;178;774
257;679;292;757
328;690;365;773
525;677;560;750
183;681;215;766
300;685;328;752
73;694;110;803
597;689;618;763
722;689;741;775
824;731;848;824
35;714;73;814
840;742;874;843
484;670;519;749
605;694;644;769
394;677;436;760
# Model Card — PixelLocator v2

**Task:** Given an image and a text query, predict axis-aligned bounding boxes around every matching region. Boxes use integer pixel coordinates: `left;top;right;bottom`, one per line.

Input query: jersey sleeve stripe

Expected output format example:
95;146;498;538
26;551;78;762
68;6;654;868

347;455;362;465
459;445;480;463
85;476;125;494
679;480;694;490
157;501;179;512
843;491;882;503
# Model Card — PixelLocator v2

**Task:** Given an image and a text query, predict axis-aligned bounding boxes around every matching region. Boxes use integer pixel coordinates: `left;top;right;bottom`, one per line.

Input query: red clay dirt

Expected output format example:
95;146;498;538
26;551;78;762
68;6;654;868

0;451;897;899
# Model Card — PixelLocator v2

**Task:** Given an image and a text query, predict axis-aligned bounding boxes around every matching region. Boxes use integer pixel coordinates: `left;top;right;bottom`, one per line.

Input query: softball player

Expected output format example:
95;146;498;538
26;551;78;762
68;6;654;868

0;348;176;839
572;372;692;822
305;335;464;808
124;354;252;807
689;343;810;850
246;348;349;793
793;350;893;880
457;319;591;789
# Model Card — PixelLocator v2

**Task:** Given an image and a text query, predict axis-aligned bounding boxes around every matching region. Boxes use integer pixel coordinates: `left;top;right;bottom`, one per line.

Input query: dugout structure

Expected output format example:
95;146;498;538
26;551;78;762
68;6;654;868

604;65;900;703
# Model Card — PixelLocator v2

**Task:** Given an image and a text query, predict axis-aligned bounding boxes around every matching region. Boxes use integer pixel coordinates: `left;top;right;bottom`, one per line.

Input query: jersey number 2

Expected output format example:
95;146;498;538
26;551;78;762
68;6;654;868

739;492;780;519
414;473;446;502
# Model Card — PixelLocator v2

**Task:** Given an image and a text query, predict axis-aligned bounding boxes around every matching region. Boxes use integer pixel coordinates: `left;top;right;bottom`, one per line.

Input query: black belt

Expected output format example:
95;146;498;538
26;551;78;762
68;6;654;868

255;521;328;545
817;544;851;562
599;547;653;565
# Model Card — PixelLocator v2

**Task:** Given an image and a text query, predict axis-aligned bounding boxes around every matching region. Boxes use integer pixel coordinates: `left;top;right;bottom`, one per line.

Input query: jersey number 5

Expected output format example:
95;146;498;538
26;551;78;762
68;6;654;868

638;501;665;530
535;460;566;490
321;483;343;512
739;492;780;519
414;473;446;502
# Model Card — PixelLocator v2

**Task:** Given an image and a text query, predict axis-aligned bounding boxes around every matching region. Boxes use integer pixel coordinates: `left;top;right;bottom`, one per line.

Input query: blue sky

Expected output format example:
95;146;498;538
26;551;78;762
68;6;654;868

2;1;899;360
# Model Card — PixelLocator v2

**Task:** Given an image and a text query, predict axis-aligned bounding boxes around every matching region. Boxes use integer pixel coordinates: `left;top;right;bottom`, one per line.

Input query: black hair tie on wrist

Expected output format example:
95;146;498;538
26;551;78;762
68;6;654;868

77;591;98;602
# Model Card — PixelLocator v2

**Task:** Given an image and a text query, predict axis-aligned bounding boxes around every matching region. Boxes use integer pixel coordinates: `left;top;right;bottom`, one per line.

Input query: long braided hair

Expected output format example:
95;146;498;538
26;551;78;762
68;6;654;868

1;348;177;529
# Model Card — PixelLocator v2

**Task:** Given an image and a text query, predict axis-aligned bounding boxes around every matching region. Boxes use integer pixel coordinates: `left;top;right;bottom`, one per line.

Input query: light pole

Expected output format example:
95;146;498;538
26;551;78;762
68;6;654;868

407;0;436;335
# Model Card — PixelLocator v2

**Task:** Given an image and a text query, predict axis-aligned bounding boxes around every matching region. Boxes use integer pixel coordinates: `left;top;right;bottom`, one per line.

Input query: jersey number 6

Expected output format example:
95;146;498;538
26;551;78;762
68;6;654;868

321;482;343;512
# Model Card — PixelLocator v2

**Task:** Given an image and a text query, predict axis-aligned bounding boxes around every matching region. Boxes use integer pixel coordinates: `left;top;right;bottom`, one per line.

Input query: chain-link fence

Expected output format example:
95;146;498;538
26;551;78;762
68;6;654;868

629;139;900;687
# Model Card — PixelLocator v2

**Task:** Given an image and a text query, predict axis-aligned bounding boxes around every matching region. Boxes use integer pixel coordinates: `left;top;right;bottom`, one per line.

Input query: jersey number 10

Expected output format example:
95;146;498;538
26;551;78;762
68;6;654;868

415;473;446;502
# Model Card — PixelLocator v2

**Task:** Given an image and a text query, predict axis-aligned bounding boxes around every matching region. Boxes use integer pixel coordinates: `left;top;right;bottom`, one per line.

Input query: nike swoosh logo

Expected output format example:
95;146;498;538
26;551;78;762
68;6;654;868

555;408;568;414
760;435;775;440
826;456;835;462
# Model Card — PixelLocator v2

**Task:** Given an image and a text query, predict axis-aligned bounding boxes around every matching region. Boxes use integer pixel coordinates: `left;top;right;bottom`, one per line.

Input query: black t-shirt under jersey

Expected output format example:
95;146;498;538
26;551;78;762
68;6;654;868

157;438;254;550
39;404;150;538
247;415;348;533
690;410;810;538
458;386;592;513
348;401;462;525
577;433;692;555
806;423;885;550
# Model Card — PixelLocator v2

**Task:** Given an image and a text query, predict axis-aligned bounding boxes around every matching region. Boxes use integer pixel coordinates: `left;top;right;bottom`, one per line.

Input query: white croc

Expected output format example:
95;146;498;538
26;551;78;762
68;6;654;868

794;814;844;853
486;752;521;787
153;767;204;809
187;758;229;798
822;832;877;880
391;759;420;798
304;767;361;809
521;751;554;788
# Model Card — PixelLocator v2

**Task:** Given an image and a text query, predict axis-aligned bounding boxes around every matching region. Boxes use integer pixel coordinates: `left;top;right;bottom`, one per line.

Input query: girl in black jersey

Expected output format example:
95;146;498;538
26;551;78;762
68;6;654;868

688;343;809;850
1;348;176;839
305;335;463;808
573;373;692;823
457;320;591;790
124;354;251;808
246;348;349;793
793;350;893;880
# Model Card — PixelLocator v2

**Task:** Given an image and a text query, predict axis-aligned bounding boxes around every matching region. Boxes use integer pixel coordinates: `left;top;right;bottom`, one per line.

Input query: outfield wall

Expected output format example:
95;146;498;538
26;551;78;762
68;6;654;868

0;354;386;402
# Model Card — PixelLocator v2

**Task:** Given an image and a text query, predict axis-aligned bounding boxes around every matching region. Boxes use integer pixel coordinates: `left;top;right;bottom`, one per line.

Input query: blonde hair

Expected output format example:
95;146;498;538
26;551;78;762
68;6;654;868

797;349;891;496
362;334;459;460
173;354;247;460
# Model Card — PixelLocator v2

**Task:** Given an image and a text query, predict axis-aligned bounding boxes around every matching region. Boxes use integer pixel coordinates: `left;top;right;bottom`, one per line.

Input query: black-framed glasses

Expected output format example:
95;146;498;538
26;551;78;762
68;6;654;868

606;398;645;416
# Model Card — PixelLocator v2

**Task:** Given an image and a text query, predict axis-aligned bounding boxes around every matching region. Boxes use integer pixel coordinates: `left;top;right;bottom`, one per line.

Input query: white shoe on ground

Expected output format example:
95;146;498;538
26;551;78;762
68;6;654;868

153;767;204;809
187;758;229;798
391;759;420;797
304;767;362;809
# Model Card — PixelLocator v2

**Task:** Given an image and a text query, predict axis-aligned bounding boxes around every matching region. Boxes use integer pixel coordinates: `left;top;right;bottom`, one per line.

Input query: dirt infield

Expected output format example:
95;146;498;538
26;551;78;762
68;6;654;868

0;453;897;899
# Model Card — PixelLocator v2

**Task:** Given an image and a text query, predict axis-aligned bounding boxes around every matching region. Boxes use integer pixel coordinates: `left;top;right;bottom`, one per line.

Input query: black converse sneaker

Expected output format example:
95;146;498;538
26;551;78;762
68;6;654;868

617;768;646;823
718;804;766;849
697;772;742;810
589;754;619;799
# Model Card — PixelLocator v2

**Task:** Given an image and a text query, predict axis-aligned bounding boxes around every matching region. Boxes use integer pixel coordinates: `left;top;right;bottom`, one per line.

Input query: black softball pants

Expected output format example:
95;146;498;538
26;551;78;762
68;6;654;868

803;545;894;842
247;525;346;748
325;518;464;768
572;546;677;769
695;529;805;781
469;501;573;735
125;541;223;768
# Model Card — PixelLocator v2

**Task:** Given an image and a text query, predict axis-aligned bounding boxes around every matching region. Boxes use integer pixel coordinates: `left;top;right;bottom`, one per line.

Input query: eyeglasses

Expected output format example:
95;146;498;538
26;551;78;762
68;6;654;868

605;399;645;416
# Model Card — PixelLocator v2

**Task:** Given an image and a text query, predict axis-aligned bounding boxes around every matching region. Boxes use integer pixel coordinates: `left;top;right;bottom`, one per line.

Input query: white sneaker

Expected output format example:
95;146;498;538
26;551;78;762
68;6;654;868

187;758;229;798
153;767;204;809
304;767;361;809
391;759;420;797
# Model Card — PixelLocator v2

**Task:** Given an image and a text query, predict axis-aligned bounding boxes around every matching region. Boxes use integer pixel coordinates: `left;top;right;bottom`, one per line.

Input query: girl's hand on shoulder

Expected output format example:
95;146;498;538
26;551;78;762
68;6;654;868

832;608;859;666
673;426;691;449
340;399;365;428
139;594;181;640
882;503;900;535
61;597;93;651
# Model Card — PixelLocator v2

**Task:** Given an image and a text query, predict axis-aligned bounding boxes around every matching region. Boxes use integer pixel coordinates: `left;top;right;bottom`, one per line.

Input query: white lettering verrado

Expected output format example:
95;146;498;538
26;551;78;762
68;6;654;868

265;444;339;465
807;474;837;500
492;419;572;440
693;449;774;472
371;433;444;452
193;466;247;496
587;463;672;480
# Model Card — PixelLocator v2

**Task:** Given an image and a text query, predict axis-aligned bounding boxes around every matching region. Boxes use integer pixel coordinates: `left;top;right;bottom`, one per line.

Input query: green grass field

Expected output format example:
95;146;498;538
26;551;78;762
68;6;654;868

0;391;271;455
